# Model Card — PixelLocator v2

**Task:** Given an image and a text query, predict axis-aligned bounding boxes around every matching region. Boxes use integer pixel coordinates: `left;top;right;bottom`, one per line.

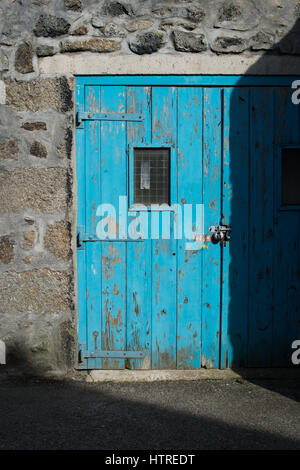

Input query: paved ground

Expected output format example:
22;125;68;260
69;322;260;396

0;374;299;450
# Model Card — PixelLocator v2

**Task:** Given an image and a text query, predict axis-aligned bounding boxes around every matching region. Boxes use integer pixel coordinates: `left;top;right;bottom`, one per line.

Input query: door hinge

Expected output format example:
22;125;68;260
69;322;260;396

77;227;144;248
76;111;144;128
79;349;145;362
77;229;98;247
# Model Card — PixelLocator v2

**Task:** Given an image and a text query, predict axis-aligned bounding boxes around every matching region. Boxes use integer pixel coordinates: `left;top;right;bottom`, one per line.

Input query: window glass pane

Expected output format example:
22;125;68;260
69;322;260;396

282;148;300;205
134;148;170;205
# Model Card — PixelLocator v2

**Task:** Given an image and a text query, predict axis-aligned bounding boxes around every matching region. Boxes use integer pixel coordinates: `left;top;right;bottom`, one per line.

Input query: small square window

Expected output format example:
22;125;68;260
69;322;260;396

134;147;170;205
281;148;300;206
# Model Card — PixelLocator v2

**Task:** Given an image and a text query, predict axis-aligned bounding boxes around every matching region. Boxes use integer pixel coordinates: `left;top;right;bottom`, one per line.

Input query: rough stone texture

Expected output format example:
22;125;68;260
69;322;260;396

250;31;275;50
176;21;198;31
71;26;88;36
60;38;121;53
186;6;205;23
23;231;36;249
65;0;82;11
5;77;73;112
56;127;72;159
160;19;198;31
34;14;71;38
218;2;242;22
215;0;260;31
103;23;127;38
173;30;207;53
254;0;291;26
36;45;56;57
152;7;176;17
0;168;69;213
0;269;71;314
211;36;248;53
21;122;47;131
0;138;19;160
30;141;47;159
129;32;165;54
91;16;105;28
102;1;133;17
0;50;9;71
32;0;50;4
14;43;34;74
24;216;35;226
44;220;71;261
0;235;15;264
125;20;153;32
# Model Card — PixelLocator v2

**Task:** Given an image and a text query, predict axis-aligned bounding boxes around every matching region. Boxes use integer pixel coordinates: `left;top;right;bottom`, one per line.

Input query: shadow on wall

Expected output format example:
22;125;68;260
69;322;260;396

227;19;300;370
2;319;75;377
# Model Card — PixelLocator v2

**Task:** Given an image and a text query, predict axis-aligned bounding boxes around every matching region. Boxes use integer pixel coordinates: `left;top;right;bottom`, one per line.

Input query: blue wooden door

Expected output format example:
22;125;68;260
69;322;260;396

76;78;300;369
220;85;300;368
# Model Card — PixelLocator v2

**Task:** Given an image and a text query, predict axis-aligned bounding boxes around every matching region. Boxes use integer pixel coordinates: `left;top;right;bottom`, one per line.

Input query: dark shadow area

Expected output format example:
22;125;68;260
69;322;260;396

2;327;74;379
228;20;300;393
3;340;48;377
0;376;299;450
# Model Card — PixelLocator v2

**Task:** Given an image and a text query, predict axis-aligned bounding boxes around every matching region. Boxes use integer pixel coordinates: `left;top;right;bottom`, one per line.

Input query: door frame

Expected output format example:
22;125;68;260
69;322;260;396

75;75;298;369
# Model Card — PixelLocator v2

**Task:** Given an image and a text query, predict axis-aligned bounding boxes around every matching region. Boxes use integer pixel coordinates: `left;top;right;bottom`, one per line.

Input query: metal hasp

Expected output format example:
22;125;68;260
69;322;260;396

76;110;144;128
79;349;145;362
209;224;232;245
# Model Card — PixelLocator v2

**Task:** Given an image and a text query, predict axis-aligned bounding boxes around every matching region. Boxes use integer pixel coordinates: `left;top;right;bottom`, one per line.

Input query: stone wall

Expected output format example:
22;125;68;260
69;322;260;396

0;0;299;374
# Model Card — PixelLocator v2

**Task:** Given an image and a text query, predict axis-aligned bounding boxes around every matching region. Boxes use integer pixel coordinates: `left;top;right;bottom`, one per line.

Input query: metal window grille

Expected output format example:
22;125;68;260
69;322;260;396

134;148;170;205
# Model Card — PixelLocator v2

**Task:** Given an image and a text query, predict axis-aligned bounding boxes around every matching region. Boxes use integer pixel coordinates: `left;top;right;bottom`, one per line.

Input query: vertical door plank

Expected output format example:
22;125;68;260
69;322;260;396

177;87;202;369
100;86;127;369
221;87;249;368
202;87;222;368
151;86;177;369
248;87;275;366
126;86;152;369
273;87;300;366
85;85;102;369
76;84;88;368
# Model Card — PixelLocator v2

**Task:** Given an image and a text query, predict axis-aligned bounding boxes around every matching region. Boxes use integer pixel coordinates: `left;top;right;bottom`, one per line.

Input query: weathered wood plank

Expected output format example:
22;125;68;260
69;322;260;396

202;87;222;368
221;87;249;368
100;86;127;369
85;85;102;369
151;86;177;369
126;86;152;369
177;87;202;369
248;87;275;366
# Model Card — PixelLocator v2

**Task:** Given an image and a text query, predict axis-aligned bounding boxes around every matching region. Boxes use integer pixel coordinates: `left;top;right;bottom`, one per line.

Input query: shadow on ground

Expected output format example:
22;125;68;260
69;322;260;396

0;373;299;450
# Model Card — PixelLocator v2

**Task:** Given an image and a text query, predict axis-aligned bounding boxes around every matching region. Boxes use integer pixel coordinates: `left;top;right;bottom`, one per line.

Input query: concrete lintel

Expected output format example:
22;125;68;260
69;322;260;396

86;368;300;383
39;53;300;76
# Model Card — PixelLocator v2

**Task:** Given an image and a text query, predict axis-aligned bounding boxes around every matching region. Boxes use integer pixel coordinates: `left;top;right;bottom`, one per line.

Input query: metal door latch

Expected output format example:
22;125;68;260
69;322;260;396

209;225;232;245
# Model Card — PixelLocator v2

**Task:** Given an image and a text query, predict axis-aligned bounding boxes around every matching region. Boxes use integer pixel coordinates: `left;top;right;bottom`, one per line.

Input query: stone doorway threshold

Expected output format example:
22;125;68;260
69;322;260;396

86;368;300;383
